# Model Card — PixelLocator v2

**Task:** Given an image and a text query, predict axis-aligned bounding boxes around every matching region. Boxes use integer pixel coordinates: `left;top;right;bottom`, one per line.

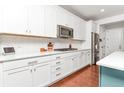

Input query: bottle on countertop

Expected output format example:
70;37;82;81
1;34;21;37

48;42;54;51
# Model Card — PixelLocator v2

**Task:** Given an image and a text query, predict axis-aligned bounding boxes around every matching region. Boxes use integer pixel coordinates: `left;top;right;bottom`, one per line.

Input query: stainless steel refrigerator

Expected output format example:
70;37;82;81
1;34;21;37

91;32;100;65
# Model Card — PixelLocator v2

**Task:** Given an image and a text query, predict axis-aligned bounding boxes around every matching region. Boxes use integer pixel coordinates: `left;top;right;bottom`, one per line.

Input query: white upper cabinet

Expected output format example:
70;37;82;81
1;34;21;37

3;6;27;34
73;16;86;40
1;5;86;40
80;20;86;40
56;6;68;26
73;16;81;40
56;6;86;40
27;6;45;36
44;6;58;38
2;5;45;36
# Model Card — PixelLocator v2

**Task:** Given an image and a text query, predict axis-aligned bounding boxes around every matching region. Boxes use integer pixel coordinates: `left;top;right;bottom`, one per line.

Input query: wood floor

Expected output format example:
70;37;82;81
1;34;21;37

50;65;99;87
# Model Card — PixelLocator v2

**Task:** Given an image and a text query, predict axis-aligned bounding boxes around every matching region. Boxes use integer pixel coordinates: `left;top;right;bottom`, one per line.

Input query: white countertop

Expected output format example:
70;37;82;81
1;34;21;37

97;51;124;71
0;49;90;63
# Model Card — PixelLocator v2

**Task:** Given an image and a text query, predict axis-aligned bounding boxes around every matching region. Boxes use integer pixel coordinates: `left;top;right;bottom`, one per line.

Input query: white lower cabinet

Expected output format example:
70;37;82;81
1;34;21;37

2;50;91;87
86;50;91;65
3;58;51;87
79;50;91;68
63;57;73;76
51;70;64;82
3;66;32;87
33;63;51;87
72;54;80;71
51;59;64;82
79;51;86;68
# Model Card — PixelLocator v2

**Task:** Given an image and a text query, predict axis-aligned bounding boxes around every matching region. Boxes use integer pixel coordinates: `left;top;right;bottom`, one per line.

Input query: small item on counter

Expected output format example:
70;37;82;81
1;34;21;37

40;48;47;52
69;44;72;49
47;42;54;51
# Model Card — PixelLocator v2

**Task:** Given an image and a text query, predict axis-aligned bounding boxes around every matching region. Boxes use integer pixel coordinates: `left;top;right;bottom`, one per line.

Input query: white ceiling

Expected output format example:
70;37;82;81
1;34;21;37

61;5;124;21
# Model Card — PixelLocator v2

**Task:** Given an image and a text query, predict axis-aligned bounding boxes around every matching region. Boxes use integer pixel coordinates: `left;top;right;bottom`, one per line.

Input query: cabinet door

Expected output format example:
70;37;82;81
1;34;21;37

86;51;91;65
3;6;27;34
73;17;81;40
63;58;73;76
56;6;68;26
72;55;80;71
33;63;51;87
79;51;86;68
44;6;57;38
64;11;75;28
3;67;32;87
28;5;45;36
79;20;86;40
73;17;86;40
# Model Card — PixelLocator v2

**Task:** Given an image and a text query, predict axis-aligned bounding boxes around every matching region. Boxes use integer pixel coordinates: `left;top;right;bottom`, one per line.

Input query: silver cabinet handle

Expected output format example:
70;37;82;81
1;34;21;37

56;67;61;71
56;73;61;76
56;56;61;59
28;61;38;66
56;61;61;64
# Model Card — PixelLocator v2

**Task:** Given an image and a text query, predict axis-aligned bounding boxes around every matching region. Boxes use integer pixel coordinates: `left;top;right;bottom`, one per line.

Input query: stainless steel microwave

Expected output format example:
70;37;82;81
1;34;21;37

57;25;73;38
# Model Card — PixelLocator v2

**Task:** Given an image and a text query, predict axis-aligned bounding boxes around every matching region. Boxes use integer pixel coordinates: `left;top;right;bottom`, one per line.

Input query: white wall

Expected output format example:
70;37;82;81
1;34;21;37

0;35;83;55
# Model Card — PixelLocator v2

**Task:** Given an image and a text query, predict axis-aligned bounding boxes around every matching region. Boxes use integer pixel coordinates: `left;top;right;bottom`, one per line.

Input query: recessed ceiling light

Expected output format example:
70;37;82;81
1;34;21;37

100;9;105;12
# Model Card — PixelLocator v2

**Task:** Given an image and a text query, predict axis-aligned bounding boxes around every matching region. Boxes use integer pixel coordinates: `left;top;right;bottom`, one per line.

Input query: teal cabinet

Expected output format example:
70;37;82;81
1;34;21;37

100;66;124;87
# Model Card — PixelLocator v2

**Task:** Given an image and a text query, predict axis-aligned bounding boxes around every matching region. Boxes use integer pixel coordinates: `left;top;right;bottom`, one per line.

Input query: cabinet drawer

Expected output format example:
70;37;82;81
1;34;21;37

51;70;63;81
3;55;58;71
51;65;63;72
3;58;40;71
51;60;64;66
37;55;57;64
